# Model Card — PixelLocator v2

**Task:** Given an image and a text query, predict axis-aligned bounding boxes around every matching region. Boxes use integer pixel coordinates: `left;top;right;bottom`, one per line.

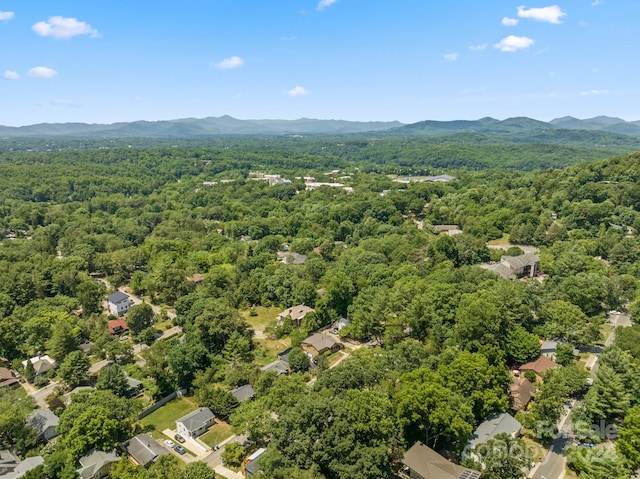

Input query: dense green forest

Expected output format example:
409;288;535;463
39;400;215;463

1;139;640;479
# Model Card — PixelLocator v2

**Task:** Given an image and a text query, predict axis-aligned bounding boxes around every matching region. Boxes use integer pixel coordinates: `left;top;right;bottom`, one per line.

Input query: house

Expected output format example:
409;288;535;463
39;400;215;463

175;407;215;439
186;274;204;284
123;434;167;468
501;253;540;278
0;450;44;479
277;251;307;265
509;377;535;411
107;291;131;316
27;409;59;441
332;317;351;332
519;356;558;378
0;450;20;475
540;340;579;361
463;413;522;460
401;442;481;479
244;448;266;477
125;376;143;397
301;333;342;357
433;225;463;236
21;355;56;377
0;368;18;390
276;305;315;327
230;384;255;403
77;450;120;479
107;318;128;335
540;339;558;358
260;360;290;376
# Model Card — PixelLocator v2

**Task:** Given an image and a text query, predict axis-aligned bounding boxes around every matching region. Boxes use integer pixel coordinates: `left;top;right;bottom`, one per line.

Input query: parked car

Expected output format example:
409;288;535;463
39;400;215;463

174;445;186;455
164;439;176;448
174;434;185;443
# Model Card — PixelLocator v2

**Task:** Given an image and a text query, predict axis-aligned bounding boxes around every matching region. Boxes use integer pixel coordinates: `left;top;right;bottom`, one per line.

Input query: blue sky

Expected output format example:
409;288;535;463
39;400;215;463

1;1;638;126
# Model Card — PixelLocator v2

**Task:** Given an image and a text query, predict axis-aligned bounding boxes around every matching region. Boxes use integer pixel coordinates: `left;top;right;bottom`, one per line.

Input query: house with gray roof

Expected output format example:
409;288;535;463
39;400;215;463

230;384;255;403
21;355;56;377
123;434;167;468
175;407;215;439
502;253;539;278
244;448;266;477
107;291;131;316
27;408;59;441
462;413;522;461
0;450;44;479
260;359;290;376
77;450;119;479
301;333;342;357
126;376;143;397
401;442;481;479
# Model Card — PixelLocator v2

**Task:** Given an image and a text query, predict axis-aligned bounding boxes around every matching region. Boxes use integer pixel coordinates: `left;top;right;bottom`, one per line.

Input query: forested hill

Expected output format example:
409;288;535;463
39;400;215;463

2;145;640;478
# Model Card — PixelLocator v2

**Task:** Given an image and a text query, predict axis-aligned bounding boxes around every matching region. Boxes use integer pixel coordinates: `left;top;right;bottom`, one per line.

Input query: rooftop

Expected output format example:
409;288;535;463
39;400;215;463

107;291;129;303
467;413;522;451
230;384;255;402
402;442;481;479
176;407;215;432
519;356;558;374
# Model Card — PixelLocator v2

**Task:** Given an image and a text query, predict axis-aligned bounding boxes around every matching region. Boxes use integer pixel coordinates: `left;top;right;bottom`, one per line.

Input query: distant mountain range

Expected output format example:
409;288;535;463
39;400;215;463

1;115;640;138
387;116;640;137
0;116;403;138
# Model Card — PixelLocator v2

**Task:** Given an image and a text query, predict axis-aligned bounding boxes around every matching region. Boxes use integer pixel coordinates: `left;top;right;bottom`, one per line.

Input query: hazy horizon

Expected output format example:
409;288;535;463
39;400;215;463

2;1;639;126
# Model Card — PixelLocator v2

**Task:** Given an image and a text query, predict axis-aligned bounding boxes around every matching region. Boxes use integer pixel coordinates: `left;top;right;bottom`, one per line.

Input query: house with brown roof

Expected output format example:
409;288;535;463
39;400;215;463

510;377;535;411
519;356;558;378
108;318;128;335
301;333;342;357
401;442;481;479
0;368;18;390
276;305;315;327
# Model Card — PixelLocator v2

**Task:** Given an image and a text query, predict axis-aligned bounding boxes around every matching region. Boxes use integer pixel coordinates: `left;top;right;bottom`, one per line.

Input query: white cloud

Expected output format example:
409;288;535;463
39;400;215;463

214;56;245;70
502;17;519;26
28;66;58;78
470;44;487;51
286;86;308;97
32;16;99;39
494;35;535;52
0;10;15;21
592;0;603;5
3;70;20;80
317;0;339;11
444;53;458;61
517;5;567;24
581;89;608;96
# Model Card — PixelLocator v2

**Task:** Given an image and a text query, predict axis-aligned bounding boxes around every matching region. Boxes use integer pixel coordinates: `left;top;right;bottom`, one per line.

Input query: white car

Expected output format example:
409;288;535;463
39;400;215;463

164;439;176;448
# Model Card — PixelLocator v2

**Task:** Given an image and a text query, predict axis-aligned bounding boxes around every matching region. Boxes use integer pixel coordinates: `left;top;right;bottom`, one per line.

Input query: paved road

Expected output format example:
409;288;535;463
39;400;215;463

528;308;633;479
29;380;60;408
529;408;574;479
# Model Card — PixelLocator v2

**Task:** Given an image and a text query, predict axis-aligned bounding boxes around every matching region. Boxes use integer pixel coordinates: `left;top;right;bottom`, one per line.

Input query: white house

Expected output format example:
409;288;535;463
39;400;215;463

175;407;215;439
107;291;131;316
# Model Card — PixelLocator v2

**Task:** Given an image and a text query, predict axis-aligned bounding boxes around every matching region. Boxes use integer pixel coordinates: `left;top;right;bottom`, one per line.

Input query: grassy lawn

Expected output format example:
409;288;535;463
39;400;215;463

487;234;510;246
253;337;291;366
241;306;280;331
326;350;345;366
199;420;233;448
139;397;199;434
522;436;546;462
